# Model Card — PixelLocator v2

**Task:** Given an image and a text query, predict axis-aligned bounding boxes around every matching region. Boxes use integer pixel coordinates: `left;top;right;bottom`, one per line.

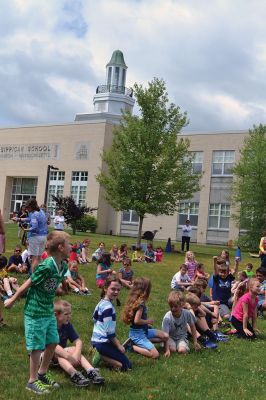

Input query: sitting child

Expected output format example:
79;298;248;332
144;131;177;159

255;267;266;317
66;260;91;295
91;278;132;371
69;243;79;263
79;239;91;264
96;253;116;288
54;300;104;386
122;277;169;359
7;246;26;273
244;263;254;278
118;244;128;261
131;246;143;263
193;279;221;331
212;257;238;319
118;258;134;289
110;244;120;263
155;247;163;262
92;242;105;262
194;263;209;280
185;251;199;280
231;278;260;339
162;291;200;356
231;271;249;310
170;264;192;291
0;255;19;299
144;244;156;263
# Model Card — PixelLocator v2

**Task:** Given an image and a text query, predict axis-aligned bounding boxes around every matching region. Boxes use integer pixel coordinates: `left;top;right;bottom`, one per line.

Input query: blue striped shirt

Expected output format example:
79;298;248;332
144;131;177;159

91;299;116;343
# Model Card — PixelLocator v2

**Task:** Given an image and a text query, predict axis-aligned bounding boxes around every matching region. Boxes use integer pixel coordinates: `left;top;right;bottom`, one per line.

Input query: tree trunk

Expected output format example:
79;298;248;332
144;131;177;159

137;215;144;247
72;222;76;235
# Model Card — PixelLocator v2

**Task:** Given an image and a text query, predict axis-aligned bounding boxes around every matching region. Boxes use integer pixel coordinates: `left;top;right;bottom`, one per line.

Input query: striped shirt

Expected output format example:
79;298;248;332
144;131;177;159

25;257;68;318
91;299;116;343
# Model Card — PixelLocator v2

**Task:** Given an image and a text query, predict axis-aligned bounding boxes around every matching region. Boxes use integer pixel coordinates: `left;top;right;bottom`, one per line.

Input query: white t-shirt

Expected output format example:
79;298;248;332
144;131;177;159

171;271;191;289
182;224;192;238
54;215;65;230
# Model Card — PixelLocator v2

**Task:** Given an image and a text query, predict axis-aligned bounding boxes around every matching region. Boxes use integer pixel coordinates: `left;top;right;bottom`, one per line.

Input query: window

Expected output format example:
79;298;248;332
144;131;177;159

208;204;230;229
178;202;199;227
191;151;203;174
212;151;235;176
70;171;88;206
47;171;65;215
114;67;119;87
107;67;112;85
122;210;139;224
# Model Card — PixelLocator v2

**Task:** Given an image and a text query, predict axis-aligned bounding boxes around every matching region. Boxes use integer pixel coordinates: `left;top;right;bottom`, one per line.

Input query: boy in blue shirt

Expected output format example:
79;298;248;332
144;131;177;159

54;300;104;386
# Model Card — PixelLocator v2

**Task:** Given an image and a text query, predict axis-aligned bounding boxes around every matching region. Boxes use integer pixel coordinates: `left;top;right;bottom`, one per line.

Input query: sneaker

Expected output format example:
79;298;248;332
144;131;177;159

122;338;133;352
225;328;237;335
38;372;60;388
92;349;101;367
87;368;105;385
26;380;50;394
70;371;89;387
214;331;229;341
200;338;218;349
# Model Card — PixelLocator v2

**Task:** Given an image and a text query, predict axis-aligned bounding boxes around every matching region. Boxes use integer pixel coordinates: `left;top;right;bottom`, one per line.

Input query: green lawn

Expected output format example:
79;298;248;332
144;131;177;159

0;224;265;400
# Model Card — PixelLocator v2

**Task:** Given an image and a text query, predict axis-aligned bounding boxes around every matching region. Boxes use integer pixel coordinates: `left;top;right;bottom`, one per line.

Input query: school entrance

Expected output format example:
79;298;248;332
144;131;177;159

10;177;37;216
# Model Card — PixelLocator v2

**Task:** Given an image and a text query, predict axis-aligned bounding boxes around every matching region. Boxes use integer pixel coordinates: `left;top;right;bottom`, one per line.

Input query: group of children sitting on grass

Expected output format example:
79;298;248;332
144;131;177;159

1;231;266;395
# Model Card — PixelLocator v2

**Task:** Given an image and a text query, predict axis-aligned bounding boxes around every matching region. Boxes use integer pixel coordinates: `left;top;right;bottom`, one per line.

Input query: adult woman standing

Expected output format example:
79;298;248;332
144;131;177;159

13;198;48;273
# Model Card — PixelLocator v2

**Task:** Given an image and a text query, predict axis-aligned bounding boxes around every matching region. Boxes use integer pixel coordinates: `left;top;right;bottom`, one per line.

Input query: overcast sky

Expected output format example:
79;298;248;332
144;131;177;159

1;0;266;132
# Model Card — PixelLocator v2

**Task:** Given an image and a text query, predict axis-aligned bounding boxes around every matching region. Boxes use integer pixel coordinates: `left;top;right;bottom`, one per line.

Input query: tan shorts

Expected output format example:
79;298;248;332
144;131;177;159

168;337;189;352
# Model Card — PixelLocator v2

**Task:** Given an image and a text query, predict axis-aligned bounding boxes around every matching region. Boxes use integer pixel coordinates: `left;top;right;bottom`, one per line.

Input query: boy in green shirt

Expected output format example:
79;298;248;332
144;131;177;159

5;230;71;395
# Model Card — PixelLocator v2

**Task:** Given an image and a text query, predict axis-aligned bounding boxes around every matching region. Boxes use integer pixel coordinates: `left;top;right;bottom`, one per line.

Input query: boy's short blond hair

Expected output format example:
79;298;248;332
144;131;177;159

46;231;70;254
168;290;185;306
186;292;201;306
54;299;71;314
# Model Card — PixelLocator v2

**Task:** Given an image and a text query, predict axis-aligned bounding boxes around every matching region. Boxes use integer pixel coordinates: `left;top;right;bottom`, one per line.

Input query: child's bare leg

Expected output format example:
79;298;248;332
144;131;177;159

101;355;122;369
10;277;19;292
58;357;77;376
132;345;159;359
38;343;57;375
150;330;169;343
29;350;42;382
3;278;12;296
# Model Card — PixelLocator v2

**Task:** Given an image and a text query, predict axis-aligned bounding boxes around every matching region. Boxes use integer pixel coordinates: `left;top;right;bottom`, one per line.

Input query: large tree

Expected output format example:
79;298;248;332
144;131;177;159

97;78;201;245
232;124;266;250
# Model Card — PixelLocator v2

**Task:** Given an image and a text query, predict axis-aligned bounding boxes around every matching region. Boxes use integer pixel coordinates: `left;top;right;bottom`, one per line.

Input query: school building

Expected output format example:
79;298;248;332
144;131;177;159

0;50;248;245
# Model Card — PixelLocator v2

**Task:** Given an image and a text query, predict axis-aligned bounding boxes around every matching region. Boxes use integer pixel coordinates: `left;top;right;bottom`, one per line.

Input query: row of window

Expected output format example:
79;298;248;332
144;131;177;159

48;171;88;213
122;202;231;230
191;150;235;176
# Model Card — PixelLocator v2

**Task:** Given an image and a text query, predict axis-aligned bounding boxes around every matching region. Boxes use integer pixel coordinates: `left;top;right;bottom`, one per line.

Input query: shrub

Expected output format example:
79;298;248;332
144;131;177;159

75;215;97;233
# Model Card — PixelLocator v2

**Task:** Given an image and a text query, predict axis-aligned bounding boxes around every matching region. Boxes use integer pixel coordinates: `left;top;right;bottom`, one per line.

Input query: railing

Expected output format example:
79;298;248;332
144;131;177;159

96;85;133;97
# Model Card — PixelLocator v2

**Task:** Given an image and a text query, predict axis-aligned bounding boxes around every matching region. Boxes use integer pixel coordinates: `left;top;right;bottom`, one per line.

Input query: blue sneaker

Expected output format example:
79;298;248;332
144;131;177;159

214;331;229;342
200;338;218;349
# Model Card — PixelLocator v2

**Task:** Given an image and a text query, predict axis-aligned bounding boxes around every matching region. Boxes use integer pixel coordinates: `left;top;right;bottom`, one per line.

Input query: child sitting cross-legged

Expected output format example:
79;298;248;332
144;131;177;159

170;264;192;291
66;260;91;296
54;300;104;386
162;291;201;356
0;255;20;299
118;258;134;289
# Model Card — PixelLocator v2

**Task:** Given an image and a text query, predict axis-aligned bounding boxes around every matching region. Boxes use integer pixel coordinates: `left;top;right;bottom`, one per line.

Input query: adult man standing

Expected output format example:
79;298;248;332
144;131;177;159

181;219;192;252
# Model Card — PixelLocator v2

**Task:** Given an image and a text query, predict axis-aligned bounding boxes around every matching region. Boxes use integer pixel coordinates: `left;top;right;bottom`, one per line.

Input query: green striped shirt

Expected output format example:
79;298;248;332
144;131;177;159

25;257;68;318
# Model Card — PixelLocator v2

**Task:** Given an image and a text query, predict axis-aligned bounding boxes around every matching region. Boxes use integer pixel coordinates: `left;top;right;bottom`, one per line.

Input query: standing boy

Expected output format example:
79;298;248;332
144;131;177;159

5;231;71;394
54;300;105;386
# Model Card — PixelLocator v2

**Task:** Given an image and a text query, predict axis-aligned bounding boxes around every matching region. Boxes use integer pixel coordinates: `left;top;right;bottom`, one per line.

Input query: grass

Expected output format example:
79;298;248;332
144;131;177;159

0;224;265;400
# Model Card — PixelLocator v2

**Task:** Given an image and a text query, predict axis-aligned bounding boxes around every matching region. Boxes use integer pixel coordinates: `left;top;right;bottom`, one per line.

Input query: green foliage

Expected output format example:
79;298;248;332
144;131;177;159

97;78;201;244
232;124;266;251
52;195;97;235
75;214;98;233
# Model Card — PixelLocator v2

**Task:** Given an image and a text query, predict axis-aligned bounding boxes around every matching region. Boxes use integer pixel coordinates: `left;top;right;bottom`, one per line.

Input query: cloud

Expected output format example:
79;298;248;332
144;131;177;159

0;0;266;131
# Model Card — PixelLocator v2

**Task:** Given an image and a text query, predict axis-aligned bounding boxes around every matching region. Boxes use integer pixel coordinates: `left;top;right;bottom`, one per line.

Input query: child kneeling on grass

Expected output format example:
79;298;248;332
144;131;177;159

91;277;132;371
122;277;169;359
162;291;201;356
231;278;260;339
5;231;70;395
54;300;104;386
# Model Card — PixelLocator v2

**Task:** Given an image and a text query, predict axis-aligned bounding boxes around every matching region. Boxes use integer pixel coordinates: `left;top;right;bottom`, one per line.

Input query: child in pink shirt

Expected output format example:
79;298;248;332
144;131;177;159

231;278;260;339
